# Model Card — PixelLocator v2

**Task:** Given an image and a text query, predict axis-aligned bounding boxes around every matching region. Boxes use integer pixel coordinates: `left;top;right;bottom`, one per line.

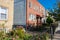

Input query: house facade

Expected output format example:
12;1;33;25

14;0;45;28
0;0;14;31
0;0;45;30
26;0;45;28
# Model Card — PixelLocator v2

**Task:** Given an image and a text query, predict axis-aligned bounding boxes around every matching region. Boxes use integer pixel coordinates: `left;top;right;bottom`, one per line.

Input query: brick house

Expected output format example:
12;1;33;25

0;0;45;31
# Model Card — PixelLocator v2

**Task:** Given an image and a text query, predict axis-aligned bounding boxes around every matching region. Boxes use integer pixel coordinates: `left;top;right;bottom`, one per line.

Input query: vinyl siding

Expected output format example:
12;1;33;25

14;0;26;25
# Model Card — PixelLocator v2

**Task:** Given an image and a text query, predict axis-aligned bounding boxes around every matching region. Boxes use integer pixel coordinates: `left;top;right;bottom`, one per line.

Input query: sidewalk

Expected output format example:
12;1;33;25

49;33;60;40
49;21;60;40
53;34;60;40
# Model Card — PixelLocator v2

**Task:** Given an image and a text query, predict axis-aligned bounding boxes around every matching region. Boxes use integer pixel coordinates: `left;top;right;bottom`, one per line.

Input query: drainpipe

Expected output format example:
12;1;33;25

26;0;27;30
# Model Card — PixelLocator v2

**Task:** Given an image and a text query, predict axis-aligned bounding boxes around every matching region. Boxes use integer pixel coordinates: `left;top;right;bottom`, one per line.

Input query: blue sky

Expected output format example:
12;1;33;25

38;0;56;10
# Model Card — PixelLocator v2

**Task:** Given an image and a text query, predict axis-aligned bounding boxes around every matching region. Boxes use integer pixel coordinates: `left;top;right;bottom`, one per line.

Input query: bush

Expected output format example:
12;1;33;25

46;16;53;25
9;30;15;36
0;31;4;37
14;26;25;38
0;31;11;40
0;26;33;40
35;33;49;40
24;34;32;40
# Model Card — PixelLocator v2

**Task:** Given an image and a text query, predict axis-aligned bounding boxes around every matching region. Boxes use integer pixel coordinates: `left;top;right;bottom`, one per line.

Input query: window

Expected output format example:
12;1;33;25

29;14;36;21
33;5;40;13
41;8;43;13
29;2;32;8
33;15;36;21
33;5;37;11
29;14;33;20
40;7;42;12
1;13;7;19
38;7;40;13
0;7;8;20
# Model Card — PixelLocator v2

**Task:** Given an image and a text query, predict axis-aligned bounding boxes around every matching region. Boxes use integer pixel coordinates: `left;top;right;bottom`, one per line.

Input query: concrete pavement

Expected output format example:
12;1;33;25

55;21;60;33
49;34;60;40
49;21;60;40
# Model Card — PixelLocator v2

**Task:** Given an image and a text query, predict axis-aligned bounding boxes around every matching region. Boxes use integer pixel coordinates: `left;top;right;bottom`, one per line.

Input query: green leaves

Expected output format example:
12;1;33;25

46;16;53;25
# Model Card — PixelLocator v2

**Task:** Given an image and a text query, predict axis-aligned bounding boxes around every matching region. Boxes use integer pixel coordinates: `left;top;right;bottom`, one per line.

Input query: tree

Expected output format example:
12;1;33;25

49;1;60;21
46;16;53;25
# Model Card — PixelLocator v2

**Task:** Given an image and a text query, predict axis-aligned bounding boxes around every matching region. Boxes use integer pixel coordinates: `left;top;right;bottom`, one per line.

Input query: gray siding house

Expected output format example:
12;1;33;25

13;0;26;27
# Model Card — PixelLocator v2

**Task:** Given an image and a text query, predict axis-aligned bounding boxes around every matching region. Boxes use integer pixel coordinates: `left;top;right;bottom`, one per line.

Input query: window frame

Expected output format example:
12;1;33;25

29;13;36;21
29;2;32;8
0;6;8;20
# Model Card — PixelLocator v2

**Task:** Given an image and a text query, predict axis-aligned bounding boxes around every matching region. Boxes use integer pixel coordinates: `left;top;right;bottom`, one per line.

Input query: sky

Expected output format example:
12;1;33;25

38;0;56;10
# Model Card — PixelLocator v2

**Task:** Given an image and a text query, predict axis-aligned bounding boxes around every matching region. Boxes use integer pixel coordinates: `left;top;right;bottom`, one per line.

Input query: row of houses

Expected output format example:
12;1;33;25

0;0;47;31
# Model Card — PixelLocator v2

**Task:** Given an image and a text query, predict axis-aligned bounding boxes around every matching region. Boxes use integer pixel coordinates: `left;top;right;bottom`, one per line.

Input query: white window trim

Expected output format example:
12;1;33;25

29;14;36;21
0;7;8;20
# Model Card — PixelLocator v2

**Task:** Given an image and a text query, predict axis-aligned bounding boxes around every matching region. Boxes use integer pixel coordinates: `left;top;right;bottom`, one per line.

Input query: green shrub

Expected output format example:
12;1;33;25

0;26;33;40
15;27;25;38
40;33;49;40
24;34;32;40
46;16;53;25
0;31;4;37
35;33;49;40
